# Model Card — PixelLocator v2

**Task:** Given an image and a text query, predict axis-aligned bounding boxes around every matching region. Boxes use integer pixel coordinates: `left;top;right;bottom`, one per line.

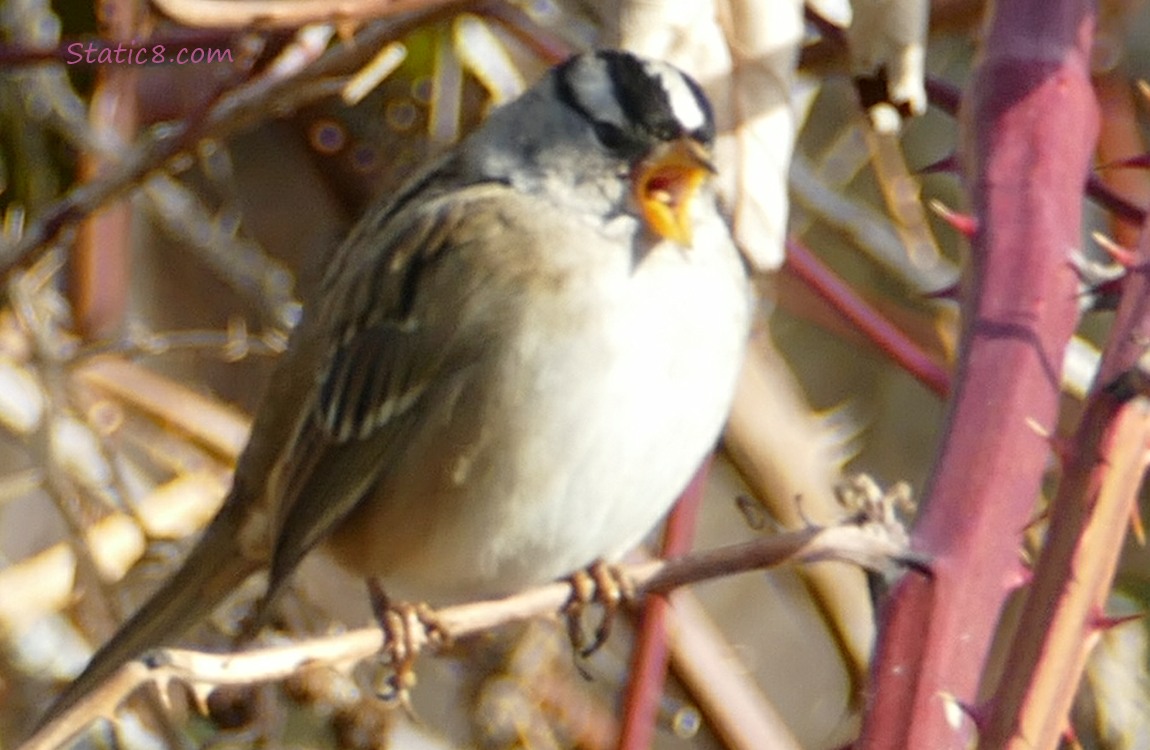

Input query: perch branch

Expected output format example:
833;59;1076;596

21;518;909;750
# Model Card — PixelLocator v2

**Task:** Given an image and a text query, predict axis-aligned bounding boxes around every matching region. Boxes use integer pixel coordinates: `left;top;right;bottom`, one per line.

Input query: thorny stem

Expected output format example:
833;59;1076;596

860;2;1100;748
979;175;1150;749
925;76;1146;227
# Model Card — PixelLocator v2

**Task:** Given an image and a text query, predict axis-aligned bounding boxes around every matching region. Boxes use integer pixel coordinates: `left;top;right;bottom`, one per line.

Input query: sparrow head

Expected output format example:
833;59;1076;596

467;50;719;247
555;51;717;246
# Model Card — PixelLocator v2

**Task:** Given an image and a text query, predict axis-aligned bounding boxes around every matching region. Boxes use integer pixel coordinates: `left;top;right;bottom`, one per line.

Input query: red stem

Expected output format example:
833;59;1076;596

980;159;1150;750
784;239;951;397
616;459;709;750
927;75;1145;226
860;2;1099;747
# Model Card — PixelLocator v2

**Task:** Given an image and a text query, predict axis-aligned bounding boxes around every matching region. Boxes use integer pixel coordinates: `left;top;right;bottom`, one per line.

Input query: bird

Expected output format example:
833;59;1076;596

37;48;752;739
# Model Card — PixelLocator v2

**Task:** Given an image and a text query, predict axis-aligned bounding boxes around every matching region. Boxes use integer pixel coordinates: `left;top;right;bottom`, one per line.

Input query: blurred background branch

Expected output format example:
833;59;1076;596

2;1;1149;749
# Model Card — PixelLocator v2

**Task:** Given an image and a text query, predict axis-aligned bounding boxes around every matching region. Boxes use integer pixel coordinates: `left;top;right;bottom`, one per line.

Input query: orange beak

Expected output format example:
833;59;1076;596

632;137;715;248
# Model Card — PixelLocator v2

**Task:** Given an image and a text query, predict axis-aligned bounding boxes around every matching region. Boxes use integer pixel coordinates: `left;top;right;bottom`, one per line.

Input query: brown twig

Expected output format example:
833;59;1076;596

665;589;803;750
0;2;472;278
20;519;909;750
151;0;469;28
69;0;145;340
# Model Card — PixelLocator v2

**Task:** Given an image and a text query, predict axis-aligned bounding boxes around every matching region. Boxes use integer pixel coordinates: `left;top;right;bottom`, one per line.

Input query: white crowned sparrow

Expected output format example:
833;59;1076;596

40;49;752;735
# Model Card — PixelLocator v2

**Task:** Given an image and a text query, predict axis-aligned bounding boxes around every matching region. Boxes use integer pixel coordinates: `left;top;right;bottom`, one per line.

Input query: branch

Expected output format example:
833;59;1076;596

21;518;909;750
151;0;466;28
783;237;951;397
861;2;1100;748
0;1;472;278
979;172;1150;750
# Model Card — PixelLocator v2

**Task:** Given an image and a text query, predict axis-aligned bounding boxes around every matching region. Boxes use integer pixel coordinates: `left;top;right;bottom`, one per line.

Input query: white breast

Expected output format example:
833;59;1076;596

329;190;751;603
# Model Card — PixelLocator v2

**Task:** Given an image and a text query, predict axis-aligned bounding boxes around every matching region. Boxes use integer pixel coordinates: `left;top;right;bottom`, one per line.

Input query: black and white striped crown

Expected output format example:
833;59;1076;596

555;50;715;158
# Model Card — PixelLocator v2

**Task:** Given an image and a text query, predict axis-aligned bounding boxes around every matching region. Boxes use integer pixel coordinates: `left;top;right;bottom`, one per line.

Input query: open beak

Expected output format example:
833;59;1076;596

631;137;715;248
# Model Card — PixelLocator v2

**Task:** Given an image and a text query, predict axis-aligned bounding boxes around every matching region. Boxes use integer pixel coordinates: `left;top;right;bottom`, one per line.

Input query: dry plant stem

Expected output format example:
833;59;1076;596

784;238;950;396
152;0;468;28
979;208;1150;747
70;0;142;339
21;523;907;750
723;344;877;701
0;1;471;276
665;589;802;750
75;356;251;460
1093;69;1150;249
617;460;708;750
860;3;1099;749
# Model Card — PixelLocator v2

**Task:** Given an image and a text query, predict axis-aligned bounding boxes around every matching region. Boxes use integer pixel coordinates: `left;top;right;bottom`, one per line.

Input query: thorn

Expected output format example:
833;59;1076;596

918;153;960;175
928;199;978;237
139;650;185;714
1047;434;1075;471
735;494;773;531
894;550;934;577
1026;417;1076;470
1021;507;1050;536
1081;278;1124;312
1062;721;1083;750
1098;153;1150;170
190;682;214;717
922;280;962;301
335;20;360;44
1104;347;1150;402
1025;416;1051;440
939;692;982;732
1068;248;1119;280
1092;231;1139;268
1133;505;1146;545
1139;79;1150;107
1069;244;1128;311
1005;556;1033;591
1091;610;1144;632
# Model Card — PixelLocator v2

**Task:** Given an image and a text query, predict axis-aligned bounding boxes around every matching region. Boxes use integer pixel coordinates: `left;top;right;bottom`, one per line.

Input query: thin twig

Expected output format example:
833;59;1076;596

151;0;468;29
0;3;472;277
21;519;909;750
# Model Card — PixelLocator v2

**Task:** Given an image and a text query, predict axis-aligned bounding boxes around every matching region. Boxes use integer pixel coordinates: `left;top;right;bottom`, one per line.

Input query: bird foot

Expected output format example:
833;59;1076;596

366;579;448;711
563;561;636;659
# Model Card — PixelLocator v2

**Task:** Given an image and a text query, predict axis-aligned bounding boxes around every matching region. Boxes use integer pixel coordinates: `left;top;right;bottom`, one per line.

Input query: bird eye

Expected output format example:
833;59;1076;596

651;123;678;142
593;121;629;151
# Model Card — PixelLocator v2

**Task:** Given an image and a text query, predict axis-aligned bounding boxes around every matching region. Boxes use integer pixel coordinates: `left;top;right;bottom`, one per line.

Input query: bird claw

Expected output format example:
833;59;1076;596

563;561;635;660
366;579;448;711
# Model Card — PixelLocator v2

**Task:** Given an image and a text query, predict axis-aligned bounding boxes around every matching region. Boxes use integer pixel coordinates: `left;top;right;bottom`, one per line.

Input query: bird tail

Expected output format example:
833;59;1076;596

35;493;261;738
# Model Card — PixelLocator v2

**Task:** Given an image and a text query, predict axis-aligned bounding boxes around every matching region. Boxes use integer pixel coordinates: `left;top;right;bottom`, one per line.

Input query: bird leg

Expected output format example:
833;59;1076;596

563;561;636;659
365;578;447;710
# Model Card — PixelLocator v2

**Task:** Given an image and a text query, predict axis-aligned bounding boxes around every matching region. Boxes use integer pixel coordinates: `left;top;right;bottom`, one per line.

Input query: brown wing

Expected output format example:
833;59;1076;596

253;185;491;605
